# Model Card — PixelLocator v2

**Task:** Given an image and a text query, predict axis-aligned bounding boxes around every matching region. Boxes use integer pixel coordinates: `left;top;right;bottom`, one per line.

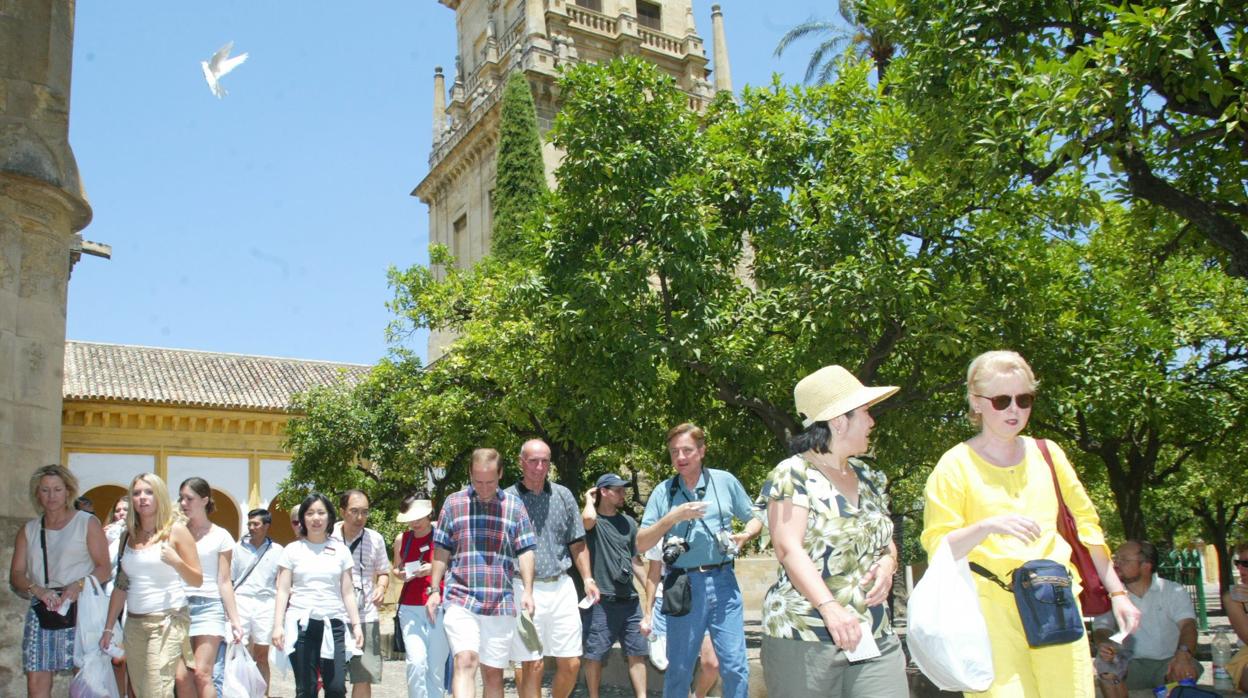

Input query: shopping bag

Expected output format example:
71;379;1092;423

907;540;995;691
69;650;120;698
222;642;268;698
73;576;113;668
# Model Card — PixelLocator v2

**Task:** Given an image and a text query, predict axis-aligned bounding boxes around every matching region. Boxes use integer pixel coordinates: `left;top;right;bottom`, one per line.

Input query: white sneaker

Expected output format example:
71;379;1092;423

648;634;669;671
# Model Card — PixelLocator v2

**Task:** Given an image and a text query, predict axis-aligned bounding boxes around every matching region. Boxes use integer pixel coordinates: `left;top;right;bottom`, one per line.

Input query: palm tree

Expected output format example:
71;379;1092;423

775;0;897;83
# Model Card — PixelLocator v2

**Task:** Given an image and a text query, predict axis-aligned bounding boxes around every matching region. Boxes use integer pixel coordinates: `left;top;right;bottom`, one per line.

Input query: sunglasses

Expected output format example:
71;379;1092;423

1236;560;1248;568
975;393;1035;410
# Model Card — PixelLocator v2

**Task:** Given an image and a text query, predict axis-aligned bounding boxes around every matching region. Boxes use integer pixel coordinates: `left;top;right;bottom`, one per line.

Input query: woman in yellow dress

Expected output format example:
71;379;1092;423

922;350;1141;697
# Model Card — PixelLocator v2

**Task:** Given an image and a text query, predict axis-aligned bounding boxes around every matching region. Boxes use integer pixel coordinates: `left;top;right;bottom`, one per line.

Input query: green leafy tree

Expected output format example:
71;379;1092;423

491;72;548;260
881;0;1248;277
774;0;899;82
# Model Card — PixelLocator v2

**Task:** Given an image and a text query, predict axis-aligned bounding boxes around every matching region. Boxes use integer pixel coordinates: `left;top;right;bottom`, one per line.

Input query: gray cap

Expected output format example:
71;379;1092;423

595;473;630;488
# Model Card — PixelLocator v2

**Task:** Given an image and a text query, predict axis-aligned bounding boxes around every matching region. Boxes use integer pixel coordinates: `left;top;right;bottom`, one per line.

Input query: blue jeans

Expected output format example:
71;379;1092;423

663;566;747;698
651;594;667;637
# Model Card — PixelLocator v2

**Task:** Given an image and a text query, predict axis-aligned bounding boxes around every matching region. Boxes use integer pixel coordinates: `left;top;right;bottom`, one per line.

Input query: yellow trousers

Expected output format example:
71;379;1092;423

967;578;1094;698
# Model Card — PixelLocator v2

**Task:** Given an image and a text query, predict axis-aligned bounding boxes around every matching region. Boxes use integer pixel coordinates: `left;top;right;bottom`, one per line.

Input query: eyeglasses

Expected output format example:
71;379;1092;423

975;393;1035;410
1235;560;1248;568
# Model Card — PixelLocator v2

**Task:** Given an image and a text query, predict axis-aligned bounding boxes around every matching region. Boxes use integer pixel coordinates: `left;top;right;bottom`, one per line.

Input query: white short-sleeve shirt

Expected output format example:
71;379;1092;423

279;538;353;621
1094;574;1196;660
184;524;234;599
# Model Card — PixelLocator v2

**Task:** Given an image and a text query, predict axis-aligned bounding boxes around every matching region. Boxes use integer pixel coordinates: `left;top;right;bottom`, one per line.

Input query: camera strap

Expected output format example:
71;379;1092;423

666;473;721;544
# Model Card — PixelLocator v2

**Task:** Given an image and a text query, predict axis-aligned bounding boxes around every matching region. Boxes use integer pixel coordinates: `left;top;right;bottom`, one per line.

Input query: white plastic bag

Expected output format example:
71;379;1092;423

74;576;117;668
907;539;995;691
69;650;120;698
222;642;268;698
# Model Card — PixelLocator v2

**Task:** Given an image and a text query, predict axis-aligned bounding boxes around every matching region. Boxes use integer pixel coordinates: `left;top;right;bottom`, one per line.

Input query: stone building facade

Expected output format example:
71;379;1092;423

0;1;96;692
413;0;733;357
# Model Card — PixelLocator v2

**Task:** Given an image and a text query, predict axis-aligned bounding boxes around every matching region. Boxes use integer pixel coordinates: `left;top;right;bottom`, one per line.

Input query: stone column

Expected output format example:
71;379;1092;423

432;66;447;141
0;0;92;692
711;4;733;93
525;0;548;39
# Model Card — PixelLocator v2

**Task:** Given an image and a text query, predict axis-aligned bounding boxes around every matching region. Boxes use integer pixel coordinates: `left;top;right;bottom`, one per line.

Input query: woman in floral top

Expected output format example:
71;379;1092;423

758;365;908;697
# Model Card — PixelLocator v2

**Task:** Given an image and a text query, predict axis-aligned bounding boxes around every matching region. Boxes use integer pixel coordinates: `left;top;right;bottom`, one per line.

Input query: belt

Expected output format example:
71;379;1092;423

534;573;566;584
600;594;639;603
677;560;734;573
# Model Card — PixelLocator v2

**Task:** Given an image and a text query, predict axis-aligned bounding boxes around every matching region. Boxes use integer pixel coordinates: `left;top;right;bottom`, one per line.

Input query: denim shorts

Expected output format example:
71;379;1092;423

187;595;226;638
581;597;648;661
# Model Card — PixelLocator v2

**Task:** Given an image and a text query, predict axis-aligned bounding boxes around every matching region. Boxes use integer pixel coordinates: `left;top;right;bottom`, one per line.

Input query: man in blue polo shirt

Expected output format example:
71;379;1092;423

637;423;760;698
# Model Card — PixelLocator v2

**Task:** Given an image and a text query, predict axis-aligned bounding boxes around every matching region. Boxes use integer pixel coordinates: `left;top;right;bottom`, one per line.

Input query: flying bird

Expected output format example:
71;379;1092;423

201;41;248;98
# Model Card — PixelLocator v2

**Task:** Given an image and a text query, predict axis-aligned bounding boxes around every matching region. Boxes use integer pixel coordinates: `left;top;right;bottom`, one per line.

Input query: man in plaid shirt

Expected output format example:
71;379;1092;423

428;448;536;698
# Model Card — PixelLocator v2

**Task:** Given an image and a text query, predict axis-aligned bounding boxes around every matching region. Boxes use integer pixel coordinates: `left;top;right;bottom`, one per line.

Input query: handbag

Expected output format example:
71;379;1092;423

660;568;692;617
971;559;1085;647
392;532;412;655
1036;438;1112;616
33;516;77;630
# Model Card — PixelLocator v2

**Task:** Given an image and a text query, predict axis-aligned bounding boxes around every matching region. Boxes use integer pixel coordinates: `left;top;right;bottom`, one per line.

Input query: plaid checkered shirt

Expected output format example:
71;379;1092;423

433;485;536;616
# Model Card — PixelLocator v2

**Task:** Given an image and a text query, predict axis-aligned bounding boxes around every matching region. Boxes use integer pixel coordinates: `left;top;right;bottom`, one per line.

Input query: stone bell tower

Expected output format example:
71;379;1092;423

0;1;94;690
413;0;734;358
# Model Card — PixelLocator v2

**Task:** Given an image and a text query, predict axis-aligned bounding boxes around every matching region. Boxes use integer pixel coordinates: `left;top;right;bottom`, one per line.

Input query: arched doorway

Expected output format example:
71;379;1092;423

80;484;128;528
208;488;241;539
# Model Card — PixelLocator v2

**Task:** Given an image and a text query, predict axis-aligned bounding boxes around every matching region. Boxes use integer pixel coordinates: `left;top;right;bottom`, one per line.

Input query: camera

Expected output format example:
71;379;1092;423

715;529;740;559
661;536;690;565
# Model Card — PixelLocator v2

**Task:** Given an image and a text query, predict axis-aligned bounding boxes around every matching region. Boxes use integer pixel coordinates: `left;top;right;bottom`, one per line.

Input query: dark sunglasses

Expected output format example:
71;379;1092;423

1236;560;1248;568
975;393;1035;410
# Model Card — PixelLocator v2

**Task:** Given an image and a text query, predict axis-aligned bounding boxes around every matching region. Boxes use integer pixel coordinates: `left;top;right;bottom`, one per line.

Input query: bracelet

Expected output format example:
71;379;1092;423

1109;590;1128;598
816;598;837;610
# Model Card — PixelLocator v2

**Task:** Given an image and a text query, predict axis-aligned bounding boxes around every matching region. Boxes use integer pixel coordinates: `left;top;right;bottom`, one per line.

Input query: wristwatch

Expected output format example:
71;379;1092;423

1177;643;1192;655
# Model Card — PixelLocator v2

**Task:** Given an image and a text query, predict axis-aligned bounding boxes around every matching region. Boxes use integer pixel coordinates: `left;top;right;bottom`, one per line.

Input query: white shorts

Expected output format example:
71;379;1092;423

237;595;275;645
510;575;583;661
444;604;517;669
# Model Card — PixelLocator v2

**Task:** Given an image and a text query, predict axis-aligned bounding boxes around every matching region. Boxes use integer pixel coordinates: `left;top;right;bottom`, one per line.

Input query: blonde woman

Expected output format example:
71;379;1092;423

922;350;1141;697
101;473;203;697
175;477;243;697
9;464;111;698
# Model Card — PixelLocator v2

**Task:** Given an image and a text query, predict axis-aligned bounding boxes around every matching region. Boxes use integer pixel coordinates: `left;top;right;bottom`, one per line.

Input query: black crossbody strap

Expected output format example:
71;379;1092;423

232;538;272;588
398;532;414;589
969;561;1013;593
39;516;51;587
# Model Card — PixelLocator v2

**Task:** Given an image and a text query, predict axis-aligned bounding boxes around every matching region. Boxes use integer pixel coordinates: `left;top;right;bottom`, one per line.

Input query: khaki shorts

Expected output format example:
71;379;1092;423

348;620;383;684
124;608;193;698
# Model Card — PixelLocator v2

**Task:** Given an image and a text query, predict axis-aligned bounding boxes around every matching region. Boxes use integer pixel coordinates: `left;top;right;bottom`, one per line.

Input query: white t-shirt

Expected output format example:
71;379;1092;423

279;538;353;620
1094;575;1196;660
184;524;234;599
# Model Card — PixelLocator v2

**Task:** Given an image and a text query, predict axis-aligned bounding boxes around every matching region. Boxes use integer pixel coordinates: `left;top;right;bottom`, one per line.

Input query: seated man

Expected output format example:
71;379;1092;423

1093;540;1201;696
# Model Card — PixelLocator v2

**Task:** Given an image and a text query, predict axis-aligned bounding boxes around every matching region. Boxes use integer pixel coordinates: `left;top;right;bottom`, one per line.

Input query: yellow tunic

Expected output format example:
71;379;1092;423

922;437;1105;698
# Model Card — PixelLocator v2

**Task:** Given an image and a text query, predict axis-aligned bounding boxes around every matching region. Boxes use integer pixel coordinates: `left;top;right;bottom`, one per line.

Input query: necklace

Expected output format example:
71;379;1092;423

802;450;851;475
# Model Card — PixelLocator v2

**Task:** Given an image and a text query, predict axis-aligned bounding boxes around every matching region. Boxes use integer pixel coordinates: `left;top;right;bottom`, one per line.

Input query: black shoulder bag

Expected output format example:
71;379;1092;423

660;475;720;618
32;516;78;630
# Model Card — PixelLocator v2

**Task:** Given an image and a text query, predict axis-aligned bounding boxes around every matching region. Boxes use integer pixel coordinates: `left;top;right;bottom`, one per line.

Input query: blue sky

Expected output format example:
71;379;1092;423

67;1;829;366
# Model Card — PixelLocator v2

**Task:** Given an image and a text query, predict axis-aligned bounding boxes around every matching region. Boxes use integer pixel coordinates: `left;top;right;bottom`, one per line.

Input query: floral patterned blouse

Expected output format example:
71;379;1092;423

758;454;895;643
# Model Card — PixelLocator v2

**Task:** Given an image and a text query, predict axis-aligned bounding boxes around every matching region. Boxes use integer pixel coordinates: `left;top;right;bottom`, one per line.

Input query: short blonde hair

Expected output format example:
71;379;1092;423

125;472;179;543
29;464;79;515
471;448;501;473
966;350;1038;426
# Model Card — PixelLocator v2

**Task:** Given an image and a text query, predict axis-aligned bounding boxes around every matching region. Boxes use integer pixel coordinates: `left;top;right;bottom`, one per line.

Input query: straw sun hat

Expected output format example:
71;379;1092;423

794;365;899;428
395;499;433;523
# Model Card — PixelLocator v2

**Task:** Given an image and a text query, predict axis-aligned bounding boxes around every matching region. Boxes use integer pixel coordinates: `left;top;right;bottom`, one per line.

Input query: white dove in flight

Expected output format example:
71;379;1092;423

201;41;248;98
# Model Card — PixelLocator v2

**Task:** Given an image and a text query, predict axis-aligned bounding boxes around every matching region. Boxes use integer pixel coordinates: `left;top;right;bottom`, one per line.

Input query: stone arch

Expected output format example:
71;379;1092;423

80;483;127;528
208;488;242;540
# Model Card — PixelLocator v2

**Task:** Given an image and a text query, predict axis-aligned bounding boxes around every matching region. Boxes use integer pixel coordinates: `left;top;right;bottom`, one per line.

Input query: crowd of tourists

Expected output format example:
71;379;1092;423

12;349;1246;698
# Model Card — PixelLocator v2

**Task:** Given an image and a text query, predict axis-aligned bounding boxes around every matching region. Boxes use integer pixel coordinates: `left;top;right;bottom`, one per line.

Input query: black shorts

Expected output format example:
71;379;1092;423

581;597;647;661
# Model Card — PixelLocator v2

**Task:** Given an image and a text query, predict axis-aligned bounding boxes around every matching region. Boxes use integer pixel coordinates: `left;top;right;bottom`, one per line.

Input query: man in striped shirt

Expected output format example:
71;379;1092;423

428;448;537;698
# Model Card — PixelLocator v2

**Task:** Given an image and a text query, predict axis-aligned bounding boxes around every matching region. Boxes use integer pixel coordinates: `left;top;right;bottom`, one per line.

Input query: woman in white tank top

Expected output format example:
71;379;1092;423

175;477;243;698
8;464;111;698
101;473;202;698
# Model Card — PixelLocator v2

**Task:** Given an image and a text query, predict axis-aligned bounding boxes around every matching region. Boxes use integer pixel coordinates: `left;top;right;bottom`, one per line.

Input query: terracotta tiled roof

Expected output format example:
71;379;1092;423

63;341;372;411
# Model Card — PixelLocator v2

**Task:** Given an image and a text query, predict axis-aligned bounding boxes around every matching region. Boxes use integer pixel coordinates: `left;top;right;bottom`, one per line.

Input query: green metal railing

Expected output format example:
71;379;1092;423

1158;548;1209;631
